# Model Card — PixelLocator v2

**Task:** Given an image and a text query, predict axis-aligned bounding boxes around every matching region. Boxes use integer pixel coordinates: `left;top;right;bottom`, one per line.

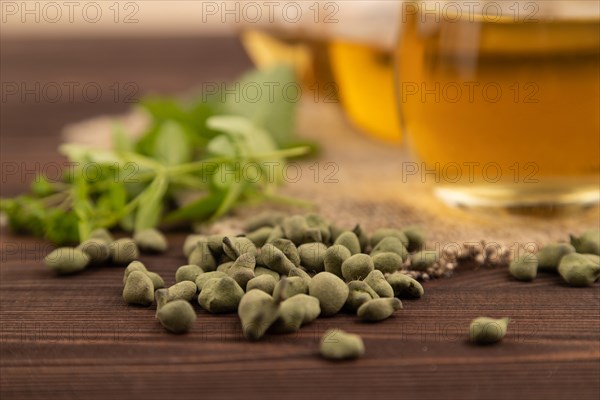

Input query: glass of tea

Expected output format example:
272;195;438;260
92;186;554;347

396;1;600;210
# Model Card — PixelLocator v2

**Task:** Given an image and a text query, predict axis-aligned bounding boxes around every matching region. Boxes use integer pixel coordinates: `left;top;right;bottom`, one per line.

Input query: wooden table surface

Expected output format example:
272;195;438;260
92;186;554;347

1;37;599;400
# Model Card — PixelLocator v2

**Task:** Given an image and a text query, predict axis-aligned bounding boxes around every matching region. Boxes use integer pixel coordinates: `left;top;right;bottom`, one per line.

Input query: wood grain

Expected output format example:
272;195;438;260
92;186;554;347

1;37;599;400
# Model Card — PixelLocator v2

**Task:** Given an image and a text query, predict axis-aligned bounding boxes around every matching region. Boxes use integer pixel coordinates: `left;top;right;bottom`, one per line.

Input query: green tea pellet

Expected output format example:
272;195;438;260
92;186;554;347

123;271;154;306
259;244;295;274
341;254;374;281
89;228;114;243
224;253;256;290
272;276;308;300
308;272;349;317
469;317;509;344
156;300;196;333
207;234;226;258
238;289;280;340
345;280;379;311
282;215;310;245
77;239;110;264
364;270;394;298
109;238;139;265
133;228;168;253
175;264;204;283
145;271;165;290
270;238;301;267
188;241;217;272
246;274;277;295
305;213;331;244
244;211;284;231
246;227;273;248
371;237;408;261
223;236;257;259
334;231;361;255
198;276;244;313
183;234;205;257
402;226;426;252
323;245;352;278
537;243;575;271
558;253;600;287
271;294;320;333
320;329;364;360
509;253;538;281
298;242;327;273
265;225;284;243
371;252;403;274
370;228;409;249
352;224;370;253
195;271;228;291
357;298;402;321
386;272;424;298
570;229;600;255
44;247;90;274
123;260;147;283
288;267;312;285
254;266;281;281
410;250;438;271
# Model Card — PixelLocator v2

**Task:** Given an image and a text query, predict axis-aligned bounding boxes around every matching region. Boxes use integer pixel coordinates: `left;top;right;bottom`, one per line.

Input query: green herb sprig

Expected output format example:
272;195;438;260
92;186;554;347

1;65;312;244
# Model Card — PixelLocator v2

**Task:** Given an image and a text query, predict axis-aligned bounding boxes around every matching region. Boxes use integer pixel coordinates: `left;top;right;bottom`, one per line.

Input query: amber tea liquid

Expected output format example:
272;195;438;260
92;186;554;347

397;12;600;208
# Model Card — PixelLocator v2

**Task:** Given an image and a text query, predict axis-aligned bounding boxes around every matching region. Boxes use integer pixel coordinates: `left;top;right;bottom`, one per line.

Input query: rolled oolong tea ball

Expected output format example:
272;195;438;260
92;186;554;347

320;329;364;360
164;281;198;303
469;317;510;344
305;213;331;244
409;250;438;271
254;266;281;281
182;234;205;257
509;252;538;281
334;231;361;255
225;253;256;290
244;211;285;231
323;245;352;278
223;236;257;259
246;274;277;295
352;225;370;253
123;260;147;284
270;238;301;267
77;239;110;264
198;276;245;313
282;215;310;245
133;228;168;253
273;276;308;299
370;228;409;249
188;241;217;272
259;244;295;274
156;300;196;333
570;229;600;255
402;226;426;252
246;227;273;248
308;272;349;317
288;267;312;286
123;271;154;306
195;271;228;291
371;252;403;274
341;254;374;281
537;243;575;271
357;298;402;322
265;225;285;243
371;237;408;261
386;272;424;298
44;247;90;274
238;289;281;340
89;228;114;243
145;271;165;290
345;280;379;311
364;270;394;298
110;238;139;265
298;242;327;273
271;294;321;333
558;253;600;287
175;264;204;283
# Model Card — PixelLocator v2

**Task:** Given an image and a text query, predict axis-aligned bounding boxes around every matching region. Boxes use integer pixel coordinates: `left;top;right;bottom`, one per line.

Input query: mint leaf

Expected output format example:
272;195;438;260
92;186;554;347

154;121;191;166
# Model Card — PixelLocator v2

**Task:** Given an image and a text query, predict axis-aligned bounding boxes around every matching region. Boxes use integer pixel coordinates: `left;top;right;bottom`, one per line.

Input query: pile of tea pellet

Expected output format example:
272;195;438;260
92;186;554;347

118;212;460;359
509;229;600;286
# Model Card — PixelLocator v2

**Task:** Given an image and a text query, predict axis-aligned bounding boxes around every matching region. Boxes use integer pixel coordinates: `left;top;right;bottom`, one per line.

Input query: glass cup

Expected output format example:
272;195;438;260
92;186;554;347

395;1;600;210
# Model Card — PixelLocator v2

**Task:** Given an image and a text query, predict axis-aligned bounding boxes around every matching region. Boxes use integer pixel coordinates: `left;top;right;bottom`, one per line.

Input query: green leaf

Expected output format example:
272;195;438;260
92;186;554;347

134;173;168;231
112;122;134;153
154;121;191;166
223;64;297;147
163;191;226;223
